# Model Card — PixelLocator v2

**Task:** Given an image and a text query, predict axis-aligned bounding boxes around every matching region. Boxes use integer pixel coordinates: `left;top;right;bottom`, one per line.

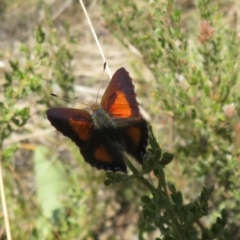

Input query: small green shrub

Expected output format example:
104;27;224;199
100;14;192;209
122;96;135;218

102;0;240;239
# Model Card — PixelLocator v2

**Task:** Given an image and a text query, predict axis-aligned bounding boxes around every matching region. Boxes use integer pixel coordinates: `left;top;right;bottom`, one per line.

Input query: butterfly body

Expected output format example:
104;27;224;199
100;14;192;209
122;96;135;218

91;106;115;129
46;68;148;173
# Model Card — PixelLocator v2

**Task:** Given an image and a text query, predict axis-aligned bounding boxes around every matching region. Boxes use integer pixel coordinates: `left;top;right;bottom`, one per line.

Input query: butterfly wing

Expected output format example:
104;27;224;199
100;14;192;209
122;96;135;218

120;119;148;164
46;107;94;149
46;107;127;172
80;130;127;172
101;67;141;118
101;67;149;164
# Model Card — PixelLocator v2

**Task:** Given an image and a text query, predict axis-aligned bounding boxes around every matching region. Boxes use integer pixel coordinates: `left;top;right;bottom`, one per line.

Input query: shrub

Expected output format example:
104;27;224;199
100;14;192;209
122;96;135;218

102;0;240;239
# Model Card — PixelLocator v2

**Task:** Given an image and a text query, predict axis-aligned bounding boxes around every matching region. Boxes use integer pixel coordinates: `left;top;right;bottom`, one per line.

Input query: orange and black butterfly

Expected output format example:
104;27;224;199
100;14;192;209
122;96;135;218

46;68;148;173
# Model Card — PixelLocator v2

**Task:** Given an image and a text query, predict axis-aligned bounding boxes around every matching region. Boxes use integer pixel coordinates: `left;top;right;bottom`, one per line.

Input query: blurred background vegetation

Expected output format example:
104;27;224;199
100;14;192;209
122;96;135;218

0;0;240;239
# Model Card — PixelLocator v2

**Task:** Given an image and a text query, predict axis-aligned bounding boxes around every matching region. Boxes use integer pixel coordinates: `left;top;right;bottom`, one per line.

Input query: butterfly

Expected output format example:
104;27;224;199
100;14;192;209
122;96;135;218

46;67;148;173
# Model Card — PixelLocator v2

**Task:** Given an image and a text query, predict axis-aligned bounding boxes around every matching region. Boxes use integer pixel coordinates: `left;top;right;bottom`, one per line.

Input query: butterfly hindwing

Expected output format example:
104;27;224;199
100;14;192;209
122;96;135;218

101;68;141;118
120;119;148;164
80;130;127;172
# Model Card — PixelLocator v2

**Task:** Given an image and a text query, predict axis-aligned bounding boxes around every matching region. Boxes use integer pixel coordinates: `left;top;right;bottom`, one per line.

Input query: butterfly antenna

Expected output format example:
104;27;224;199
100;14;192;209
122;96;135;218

50;93;89;107
95;63;107;104
79;0;112;79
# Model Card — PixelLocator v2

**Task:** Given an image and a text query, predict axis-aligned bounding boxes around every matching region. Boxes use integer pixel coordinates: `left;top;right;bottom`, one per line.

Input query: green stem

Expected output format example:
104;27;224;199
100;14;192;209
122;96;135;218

123;154;157;193
124;154;184;239
157;167;183;239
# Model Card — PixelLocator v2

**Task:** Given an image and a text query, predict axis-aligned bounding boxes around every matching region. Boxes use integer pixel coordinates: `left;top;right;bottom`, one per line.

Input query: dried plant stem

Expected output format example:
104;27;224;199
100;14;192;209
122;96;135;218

0;155;12;240
78;0;112;79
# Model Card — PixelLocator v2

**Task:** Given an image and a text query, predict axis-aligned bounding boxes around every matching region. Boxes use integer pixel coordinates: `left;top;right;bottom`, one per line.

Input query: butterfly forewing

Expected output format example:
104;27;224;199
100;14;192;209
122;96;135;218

46;108;94;149
101;68;141;118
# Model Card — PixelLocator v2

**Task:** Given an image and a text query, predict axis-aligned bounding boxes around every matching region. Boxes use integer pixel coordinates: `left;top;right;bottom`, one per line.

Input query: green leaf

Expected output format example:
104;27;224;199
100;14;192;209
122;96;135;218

9;60;19;71
33;146;67;219
171;191;183;206
141;195;151;204
103;179;111;186
35;25;45;44
160;152;174;165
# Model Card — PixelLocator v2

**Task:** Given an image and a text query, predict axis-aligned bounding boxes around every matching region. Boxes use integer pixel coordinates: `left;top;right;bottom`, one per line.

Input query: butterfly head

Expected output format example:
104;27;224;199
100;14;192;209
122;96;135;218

89;102;100;112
